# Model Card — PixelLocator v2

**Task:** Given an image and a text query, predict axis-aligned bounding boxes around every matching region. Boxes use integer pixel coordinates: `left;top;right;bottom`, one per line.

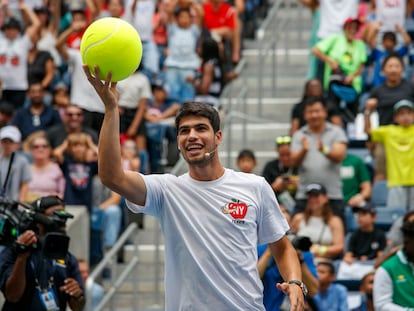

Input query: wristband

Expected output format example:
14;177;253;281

319;245;328;256
321;145;330;155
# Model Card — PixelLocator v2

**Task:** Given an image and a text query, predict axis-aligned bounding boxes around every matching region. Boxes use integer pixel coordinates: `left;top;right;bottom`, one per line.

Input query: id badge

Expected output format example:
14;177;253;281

38;287;60;311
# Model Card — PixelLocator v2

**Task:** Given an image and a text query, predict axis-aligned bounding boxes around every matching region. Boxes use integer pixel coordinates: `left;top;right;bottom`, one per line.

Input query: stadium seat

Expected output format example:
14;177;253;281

375;207;406;231
371;180;388;207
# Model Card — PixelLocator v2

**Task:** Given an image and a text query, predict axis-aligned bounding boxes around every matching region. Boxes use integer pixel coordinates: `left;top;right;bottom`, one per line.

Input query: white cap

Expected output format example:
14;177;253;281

0;126;21;143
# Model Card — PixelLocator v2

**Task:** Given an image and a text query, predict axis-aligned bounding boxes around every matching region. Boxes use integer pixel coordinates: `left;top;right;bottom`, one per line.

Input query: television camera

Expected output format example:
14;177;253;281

0;198;73;259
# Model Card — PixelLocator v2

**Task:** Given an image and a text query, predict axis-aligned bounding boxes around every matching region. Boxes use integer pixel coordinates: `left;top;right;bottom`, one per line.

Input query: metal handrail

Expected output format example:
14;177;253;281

85;223;139;311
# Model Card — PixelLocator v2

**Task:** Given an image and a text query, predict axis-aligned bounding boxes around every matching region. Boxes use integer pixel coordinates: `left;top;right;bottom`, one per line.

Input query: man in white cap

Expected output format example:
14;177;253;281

0;125;31;201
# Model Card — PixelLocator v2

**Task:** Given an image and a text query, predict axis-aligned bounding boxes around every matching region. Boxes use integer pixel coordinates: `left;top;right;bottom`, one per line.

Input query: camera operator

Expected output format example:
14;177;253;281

0;195;85;311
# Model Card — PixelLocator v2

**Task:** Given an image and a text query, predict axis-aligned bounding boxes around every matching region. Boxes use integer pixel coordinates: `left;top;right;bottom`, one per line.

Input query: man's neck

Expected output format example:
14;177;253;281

308;123;326;134
386;79;401;88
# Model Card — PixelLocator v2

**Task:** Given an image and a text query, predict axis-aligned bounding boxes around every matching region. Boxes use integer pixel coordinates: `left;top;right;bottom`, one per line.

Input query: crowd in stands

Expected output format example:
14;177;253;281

1;0;414;310
243;0;414;310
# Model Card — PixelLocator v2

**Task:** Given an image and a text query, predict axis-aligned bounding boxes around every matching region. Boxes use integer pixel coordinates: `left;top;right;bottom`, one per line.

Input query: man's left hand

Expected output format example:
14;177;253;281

60;278;83;299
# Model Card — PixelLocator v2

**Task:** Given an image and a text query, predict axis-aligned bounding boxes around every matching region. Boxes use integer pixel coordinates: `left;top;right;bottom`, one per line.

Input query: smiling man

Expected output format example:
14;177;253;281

84;66;306;311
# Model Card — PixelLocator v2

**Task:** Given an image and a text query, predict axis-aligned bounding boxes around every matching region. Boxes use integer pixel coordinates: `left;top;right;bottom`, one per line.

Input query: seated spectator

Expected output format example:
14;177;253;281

350;270;375;311
342;203;386;264
0;100;15;128
77;258;104;310
291;183;345;260
314;261;349;311
51;82;70;119
192;38;236;108
341;152;372;231
121;138;141;172
91;176;123;265
290;79;341;135
236;149;256;174
262;135;298;209
11;82;62;141
291;96;348;222
373;216;414;310
312;18;367;122
53;132;98;214
145;80;180;173
26;133;65;202
365;99;414;210
203;0;240;65
46;104;98;149
0;125;31;201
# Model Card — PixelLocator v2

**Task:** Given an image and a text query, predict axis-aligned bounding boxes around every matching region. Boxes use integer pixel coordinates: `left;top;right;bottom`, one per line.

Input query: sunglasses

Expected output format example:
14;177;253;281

276;136;291;145
31;144;49;149
66;112;83;117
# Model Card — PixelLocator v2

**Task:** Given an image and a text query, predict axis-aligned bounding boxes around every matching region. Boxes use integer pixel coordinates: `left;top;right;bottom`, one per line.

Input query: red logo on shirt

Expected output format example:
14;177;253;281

222;199;248;219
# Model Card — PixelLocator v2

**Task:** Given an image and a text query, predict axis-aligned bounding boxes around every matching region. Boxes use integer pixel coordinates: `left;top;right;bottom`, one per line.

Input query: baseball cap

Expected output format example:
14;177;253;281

393;99;414;113
32;195;65;213
305;183;327;195
0;125;21;143
353;202;377;214
343;17;361;28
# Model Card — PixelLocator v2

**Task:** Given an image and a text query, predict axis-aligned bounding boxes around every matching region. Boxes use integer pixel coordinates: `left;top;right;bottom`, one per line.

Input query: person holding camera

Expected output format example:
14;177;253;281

0;195;85;311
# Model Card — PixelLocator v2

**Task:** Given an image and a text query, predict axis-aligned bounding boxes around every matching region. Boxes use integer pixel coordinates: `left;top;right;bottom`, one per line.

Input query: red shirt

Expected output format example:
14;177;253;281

203;2;236;30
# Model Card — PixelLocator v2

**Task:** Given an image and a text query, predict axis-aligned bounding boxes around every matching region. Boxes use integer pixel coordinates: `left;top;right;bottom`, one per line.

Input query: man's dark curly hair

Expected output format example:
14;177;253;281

401;212;414;237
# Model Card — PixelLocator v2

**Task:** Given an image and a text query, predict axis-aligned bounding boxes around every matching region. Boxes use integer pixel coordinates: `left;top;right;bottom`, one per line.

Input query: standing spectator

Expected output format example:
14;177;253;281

164;0;201;104
262;135;299;202
0;125;31;201
55;11;104;134
365;99;414;210
314;261;349;311
46;104;98;149
291;183;345;260
117;69;152;173
153;0;169;70
312;17;367;120
291;97;348;221
26;134;65;202
126;0;160;80
11;82;61;141
0;2;41;109
373;217;414;310
27;29;55;93
236;149;256;174
342;203;386;264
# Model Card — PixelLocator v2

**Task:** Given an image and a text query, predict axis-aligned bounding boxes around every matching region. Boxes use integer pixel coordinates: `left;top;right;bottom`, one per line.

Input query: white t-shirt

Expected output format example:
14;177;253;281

0;34;32;90
375;0;406;32
67;48;105;113
116;72;152;109
127;169;289;310
317;0;359;39
125;0;156;41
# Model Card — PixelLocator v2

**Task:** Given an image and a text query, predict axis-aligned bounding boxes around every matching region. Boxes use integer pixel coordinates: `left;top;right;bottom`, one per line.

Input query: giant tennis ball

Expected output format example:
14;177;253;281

80;17;142;82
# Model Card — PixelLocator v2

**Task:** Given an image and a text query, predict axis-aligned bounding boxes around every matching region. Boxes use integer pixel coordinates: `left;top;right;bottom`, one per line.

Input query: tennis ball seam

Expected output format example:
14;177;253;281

82;20;121;63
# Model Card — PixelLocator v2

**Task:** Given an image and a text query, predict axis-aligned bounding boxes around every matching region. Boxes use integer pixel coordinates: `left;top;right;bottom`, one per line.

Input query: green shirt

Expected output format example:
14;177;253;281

341;154;371;202
316;34;367;93
381;249;414;308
